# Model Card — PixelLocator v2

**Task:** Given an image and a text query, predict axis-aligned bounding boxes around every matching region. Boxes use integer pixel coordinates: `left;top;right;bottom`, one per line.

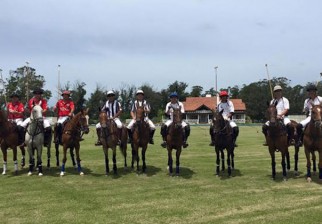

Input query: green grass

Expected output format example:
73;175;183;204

1;126;322;224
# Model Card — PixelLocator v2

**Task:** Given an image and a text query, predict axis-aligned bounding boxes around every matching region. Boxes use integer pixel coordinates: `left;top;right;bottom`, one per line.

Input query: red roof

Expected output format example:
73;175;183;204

183;97;246;112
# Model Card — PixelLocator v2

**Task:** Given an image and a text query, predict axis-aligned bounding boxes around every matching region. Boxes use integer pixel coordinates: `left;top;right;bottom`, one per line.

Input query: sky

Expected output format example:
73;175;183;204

1;0;322;105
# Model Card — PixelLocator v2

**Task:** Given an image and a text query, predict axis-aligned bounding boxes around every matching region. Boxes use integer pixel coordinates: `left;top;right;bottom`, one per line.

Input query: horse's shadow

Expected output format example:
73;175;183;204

214;168;242;180
165;166;196;179
128;165;162;177
267;171;322;184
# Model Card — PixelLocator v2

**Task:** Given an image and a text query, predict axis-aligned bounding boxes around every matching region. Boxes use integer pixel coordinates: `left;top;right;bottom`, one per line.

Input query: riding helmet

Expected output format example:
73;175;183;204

32;88;44;94
219;91;228;97
169;92;178;98
106;90;115;97
306;84;317;92
61;90;71;96
136;90;144;95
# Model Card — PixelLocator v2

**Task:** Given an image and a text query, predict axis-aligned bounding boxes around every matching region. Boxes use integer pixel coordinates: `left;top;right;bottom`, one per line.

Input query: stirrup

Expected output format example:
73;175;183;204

183;141;189;148
161;142;167;148
95;141;102;146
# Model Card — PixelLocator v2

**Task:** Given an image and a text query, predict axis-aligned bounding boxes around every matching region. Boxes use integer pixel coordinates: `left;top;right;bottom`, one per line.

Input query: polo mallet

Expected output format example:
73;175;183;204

265;64;274;100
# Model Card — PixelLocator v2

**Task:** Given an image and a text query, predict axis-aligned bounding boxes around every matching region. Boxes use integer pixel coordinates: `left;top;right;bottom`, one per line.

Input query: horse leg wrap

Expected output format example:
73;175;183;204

95;128;102;145
149;129;155;144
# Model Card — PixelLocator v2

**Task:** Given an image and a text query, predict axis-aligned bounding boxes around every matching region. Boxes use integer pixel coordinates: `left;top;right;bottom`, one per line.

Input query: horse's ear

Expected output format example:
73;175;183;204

98;106;101;111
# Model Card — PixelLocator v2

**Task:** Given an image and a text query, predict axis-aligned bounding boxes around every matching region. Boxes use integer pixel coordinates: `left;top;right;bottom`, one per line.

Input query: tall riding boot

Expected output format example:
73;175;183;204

44;127;52;147
160;125;167;148
209;125;215;146
127;129;133;144
57;124;63;144
296;123;303;147
262;124;268;146
117;128;122;145
232;126;239;147
286;124;294;146
95;128;102;146
182;125;190;148
17;126;25;146
149;129;155;144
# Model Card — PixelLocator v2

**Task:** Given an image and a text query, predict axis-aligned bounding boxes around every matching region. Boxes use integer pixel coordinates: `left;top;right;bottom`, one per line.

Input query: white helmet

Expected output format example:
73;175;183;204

106;90;115;96
273;85;282;92
136;90;144;95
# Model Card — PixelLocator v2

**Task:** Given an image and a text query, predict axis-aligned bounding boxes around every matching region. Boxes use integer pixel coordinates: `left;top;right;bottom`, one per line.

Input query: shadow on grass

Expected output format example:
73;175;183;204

266;170;322;184
214;168;243;180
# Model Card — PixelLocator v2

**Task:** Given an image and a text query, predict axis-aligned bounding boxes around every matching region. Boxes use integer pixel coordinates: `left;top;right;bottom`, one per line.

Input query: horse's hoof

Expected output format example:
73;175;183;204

38;173;43;176
307;177;312;183
80;172;84;176
27;172;32;176
294;171;299;176
2;171;6;175
60;172;65;176
283;177;287;182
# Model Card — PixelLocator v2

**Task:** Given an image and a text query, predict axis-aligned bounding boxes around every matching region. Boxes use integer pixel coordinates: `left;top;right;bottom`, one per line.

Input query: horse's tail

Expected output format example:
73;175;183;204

119;126;127;158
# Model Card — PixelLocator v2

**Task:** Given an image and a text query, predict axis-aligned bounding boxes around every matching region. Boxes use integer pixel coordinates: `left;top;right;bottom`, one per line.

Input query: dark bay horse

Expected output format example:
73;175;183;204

131;103;150;173
0;110;24;175
265;105;288;180
99;111;127;175
212;110;235;176
60;109;89;176
166;107;183;176
303;104;322;182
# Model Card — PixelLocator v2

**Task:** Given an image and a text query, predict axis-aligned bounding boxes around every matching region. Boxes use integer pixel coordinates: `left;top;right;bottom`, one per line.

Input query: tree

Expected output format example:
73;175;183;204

70;81;87;113
204;87;216;96
190;85;203;97
160;81;189;109
86;85;107;124
5;66;52;104
118;83;136;121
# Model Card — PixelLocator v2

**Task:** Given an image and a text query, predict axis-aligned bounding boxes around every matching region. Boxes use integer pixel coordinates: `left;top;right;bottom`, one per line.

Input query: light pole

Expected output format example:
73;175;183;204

214;66;218;94
25;61;30;102
57;65;61;101
0;68;6;106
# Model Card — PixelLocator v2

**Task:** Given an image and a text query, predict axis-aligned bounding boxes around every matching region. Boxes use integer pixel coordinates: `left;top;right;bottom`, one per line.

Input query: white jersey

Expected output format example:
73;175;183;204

217;100;234;120
165;101;185;121
270;97;289;116
303;96;322;116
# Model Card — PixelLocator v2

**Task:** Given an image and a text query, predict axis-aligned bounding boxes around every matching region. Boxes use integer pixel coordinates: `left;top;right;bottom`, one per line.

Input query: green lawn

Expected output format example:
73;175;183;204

0;126;321;224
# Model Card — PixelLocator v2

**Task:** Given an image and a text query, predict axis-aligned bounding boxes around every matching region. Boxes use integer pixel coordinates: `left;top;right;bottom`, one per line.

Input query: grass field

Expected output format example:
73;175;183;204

0;126;321;224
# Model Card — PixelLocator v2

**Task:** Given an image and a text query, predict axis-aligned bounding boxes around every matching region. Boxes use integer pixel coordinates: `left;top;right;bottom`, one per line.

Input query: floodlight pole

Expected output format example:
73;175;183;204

57;65;61;101
25;61;30;103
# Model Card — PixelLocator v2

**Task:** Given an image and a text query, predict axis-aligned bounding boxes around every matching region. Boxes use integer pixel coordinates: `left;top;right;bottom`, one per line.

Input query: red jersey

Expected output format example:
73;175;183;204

56;99;74;116
28;97;48;115
7;102;24;119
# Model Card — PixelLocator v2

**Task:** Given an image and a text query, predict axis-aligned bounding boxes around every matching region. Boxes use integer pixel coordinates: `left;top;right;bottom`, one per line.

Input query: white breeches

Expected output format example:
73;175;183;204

8;118;23;126
265;117;291;126
57;116;69;124
164;119;188;128
96;118;123;129
300;116;311;128
20;117;51;128
127;118;155;130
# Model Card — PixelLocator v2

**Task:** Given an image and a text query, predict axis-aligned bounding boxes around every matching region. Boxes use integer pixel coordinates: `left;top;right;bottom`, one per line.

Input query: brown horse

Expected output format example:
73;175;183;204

60;108;89;176
265;105;288;180
131;103;150;173
99;111;127;175
303;104;322;182
212;109;235;176
166;107;183;175
0;110;25;175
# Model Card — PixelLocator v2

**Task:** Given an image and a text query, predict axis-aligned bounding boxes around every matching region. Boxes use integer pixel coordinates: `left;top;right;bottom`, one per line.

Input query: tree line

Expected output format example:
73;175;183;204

0;65;318;123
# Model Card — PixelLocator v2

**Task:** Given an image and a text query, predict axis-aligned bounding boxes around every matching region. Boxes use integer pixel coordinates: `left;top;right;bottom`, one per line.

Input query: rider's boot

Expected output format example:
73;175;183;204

17;125;26;146
296;123;303;147
44;127;52;147
209;125;215;146
149;129;155;144
160;125;167;148
95;128;102;146
127;128;133;144
262;124;268;146
182;125;190;148
232;126;239;147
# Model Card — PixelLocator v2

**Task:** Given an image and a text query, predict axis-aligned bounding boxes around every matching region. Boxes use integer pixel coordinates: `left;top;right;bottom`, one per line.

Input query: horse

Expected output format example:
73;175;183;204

99;111;127;175
25;105;44;176
53;118;76;168
166;107;183;175
131;103;150;173
303;104;322;182
211;109;235;176
265;105;289;180
60;108;89;176
0;110;24;175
